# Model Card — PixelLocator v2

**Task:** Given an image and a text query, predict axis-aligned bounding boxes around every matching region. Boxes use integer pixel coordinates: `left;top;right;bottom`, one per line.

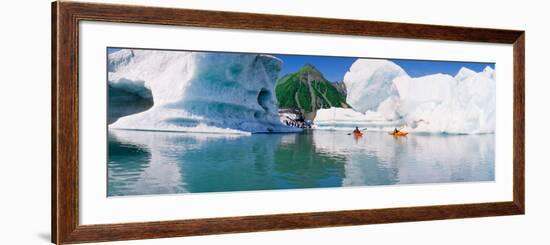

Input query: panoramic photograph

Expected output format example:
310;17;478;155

107;47;496;196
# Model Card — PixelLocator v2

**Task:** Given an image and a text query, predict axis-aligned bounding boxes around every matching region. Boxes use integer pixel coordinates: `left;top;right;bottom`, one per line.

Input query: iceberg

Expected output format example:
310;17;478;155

454;67;477;82
314;107;403;131
108;49;300;134
336;58;496;134
343;59;406;113
314;107;371;130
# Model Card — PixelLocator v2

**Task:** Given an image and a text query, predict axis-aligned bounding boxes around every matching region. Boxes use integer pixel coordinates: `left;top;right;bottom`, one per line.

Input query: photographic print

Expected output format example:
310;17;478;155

107;48;496;196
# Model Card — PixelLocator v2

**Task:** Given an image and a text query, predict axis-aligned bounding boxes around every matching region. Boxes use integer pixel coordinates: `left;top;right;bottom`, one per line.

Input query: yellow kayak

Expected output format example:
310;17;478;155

389;131;408;136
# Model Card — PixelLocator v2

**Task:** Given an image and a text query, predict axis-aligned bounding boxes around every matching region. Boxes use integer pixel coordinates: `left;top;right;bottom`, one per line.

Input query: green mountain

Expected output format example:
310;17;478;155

275;64;349;119
332;81;347;96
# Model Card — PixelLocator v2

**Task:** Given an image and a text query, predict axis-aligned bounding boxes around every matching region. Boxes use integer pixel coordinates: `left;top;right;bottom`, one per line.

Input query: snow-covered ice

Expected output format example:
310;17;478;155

343;59;406;113
108;49;300;134
314;107;403;131
330;58;496;134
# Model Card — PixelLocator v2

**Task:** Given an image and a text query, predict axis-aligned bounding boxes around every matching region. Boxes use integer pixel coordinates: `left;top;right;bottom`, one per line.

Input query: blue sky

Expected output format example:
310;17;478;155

108;47;122;54
108;48;495;82
274;54;494;81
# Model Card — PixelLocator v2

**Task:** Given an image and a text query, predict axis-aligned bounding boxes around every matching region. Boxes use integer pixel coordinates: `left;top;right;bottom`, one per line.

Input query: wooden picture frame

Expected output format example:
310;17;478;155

52;1;525;244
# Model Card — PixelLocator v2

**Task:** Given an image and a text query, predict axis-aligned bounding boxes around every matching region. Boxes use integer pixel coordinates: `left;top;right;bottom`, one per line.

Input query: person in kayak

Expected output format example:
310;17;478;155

393;128;400;134
353;127;361;134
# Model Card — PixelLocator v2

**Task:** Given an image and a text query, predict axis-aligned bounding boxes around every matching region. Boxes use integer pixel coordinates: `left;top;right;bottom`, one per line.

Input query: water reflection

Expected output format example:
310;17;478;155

312;132;494;186
108;130;494;196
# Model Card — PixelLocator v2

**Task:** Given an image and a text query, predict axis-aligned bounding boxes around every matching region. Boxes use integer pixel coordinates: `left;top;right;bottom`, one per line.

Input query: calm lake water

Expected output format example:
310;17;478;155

107;130;495;196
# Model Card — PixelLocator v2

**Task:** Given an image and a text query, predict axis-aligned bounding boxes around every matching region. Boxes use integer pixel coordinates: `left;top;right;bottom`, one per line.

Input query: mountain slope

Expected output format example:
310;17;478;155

275;64;349;119
332;81;347;96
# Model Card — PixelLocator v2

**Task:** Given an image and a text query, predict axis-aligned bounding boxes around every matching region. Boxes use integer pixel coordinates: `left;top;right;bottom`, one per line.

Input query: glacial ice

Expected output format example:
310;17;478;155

314;107;372;129
343;59;406;113
332;59;496;134
455;67;477;82
314;107;403;131
108;49;299;134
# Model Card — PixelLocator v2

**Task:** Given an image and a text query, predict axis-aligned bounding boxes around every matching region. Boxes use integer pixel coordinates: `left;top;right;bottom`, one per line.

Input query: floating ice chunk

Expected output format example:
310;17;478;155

376;96;401;120
108;49;299;133
313;107;403;131
343;59;406;113
339;58;496;134
454;67;477;82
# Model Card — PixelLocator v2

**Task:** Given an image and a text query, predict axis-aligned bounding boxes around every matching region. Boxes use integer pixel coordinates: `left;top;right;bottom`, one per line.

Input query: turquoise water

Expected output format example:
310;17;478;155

107;130;494;196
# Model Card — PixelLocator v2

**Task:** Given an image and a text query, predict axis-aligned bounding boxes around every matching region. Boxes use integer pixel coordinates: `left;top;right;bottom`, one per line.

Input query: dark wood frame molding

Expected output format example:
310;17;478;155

52;1;525;244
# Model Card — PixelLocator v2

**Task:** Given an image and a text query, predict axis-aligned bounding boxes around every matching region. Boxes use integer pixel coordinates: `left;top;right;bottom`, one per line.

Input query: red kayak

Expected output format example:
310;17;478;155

352;132;363;137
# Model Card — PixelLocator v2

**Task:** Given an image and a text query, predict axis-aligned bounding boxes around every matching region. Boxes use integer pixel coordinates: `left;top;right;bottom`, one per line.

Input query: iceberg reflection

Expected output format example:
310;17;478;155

108;129;494;196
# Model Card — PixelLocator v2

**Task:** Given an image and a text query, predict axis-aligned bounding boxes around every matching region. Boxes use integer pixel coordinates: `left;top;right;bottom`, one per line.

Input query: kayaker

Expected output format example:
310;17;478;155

353;127;361;134
393;128;399;134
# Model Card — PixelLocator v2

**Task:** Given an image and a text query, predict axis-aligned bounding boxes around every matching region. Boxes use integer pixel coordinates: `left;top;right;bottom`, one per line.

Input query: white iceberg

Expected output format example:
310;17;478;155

108;49;299;134
343;59;406;113
314;107;403;131
394;66;495;134
332;58;496;134
454;67;477;82
314;107;371;129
